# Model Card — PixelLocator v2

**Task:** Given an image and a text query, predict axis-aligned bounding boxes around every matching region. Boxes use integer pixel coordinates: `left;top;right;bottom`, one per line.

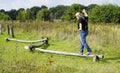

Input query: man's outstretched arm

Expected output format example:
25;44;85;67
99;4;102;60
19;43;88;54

82;9;88;17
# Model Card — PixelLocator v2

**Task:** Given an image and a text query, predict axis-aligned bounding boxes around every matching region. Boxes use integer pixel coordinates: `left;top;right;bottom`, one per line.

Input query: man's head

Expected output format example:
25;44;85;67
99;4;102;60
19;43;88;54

75;12;80;20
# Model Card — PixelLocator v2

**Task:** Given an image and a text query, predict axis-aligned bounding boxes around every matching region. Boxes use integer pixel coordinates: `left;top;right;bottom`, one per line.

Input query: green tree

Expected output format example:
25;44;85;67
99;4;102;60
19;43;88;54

61;4;82;22
36;9;50;21
17;9;33;21
89;4;120;23
41;5;48;9
0;9;5;13
87;4;97;11
0;12;11;20
30;6;41;19
6;9;17;20
26;9;34;20
50;5;69;19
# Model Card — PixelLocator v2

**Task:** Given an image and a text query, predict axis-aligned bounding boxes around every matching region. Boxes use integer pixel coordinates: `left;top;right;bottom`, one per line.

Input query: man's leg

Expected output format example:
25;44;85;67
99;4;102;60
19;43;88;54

80;30;92;53
80;42;84;53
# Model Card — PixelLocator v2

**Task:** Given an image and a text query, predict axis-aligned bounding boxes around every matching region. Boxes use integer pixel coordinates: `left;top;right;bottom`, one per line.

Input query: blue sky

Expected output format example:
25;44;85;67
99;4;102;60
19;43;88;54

0;0;120;11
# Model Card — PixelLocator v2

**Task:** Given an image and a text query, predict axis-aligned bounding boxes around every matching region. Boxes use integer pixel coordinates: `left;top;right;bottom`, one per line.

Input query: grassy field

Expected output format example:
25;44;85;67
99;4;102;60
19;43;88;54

0;21;120;73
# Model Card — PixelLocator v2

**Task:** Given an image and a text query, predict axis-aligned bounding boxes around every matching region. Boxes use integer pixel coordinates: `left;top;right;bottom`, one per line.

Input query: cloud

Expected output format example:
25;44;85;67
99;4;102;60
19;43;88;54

0;0;120;11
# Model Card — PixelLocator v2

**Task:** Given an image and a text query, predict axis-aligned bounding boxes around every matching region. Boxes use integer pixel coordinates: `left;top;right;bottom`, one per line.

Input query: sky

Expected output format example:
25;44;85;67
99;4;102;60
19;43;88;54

0;0;120;11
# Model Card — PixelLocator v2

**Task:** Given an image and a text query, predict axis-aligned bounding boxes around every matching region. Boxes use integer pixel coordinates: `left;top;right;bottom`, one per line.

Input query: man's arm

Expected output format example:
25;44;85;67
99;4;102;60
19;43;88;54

82;9;88;17
79;23;82;31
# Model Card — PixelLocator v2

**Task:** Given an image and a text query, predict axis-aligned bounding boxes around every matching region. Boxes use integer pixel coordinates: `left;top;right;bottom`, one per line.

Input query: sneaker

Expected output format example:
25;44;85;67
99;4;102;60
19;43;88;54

85;52;92;55
78;52;83;55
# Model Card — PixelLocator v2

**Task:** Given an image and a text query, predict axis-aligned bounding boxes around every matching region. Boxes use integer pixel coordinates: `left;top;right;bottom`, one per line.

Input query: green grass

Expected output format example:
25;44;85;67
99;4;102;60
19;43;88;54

0;21;120;73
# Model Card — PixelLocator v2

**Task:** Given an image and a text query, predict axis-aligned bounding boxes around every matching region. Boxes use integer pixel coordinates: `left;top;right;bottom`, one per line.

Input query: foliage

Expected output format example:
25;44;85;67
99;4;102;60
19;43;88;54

0;4;120;24
61;4;82;22
87;4;98;11
16;9;33;21
36;9;51;21
89;4;120;23
6;9;18;20
0;12;11;20
41;5;48;9
30;6;41;19
49;5;69;19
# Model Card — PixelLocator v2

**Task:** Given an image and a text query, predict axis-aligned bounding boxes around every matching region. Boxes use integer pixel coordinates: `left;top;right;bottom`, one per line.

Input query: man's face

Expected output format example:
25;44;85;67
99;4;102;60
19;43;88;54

75;12;80;20
76;15;80;20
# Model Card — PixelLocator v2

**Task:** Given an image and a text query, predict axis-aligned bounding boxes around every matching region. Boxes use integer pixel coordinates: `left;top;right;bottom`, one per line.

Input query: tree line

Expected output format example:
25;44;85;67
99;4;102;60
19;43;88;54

0;4;120;23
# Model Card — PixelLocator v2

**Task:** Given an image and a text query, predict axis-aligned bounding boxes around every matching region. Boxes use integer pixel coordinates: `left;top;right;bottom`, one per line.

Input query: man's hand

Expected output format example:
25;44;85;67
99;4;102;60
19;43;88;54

82;9;88;17
79;28;82;31
82;9;86;14
79;23;82;31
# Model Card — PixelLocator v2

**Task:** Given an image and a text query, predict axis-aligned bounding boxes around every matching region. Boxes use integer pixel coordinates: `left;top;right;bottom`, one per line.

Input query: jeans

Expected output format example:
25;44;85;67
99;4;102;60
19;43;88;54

79;30;92;53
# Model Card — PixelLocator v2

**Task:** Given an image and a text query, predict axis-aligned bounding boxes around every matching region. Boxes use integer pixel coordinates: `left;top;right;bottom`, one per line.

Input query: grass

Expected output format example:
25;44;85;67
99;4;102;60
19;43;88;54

0;21;120;73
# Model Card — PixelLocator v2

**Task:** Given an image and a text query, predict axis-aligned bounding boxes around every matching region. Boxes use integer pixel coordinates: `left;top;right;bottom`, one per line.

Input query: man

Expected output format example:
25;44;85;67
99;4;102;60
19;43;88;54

75;9;92;55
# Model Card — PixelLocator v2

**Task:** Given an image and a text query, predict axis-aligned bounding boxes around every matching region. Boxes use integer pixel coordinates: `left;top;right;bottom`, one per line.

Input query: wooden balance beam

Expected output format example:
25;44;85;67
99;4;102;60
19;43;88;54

5;38;48;43
24;45;104;62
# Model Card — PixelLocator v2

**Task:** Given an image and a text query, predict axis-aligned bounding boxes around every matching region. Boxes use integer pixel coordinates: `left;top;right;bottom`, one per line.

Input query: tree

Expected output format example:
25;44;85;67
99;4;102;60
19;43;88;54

0;9;5;13
41;5;48;9
50;5;69;19
30;6;41;19
36;9;50;21
61;4;82;22
89;4;120;23
0;12;11;20
87;4;97;11
6;9;17;20
16;9;33;21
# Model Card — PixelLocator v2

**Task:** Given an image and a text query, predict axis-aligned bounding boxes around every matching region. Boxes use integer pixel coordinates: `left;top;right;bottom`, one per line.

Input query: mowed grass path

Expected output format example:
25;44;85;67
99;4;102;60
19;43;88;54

0;21;120;73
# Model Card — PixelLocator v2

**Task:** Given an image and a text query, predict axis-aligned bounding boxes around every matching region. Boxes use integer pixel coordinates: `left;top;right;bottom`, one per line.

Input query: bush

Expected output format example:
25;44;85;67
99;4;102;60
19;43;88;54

36;9;51;21
61;4;82;22
89;4;120;23
0;12;11;20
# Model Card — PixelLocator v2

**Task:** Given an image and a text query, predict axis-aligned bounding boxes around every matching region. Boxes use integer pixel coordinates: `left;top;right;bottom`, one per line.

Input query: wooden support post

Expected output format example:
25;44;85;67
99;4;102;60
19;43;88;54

0;24;2;34
6;25;10;35
93;55;99;62
9;26;15;38
44;37;48;45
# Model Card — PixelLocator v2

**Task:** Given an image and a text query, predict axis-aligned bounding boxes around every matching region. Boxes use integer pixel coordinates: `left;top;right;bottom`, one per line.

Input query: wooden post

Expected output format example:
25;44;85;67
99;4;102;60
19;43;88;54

9;26;15;38
0;24;2;34
44;37;48;45
93;55;99;62
6;25;10;35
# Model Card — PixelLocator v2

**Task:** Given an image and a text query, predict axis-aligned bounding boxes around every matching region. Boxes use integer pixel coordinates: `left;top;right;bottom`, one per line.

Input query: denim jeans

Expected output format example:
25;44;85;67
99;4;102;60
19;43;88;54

79;30;92;53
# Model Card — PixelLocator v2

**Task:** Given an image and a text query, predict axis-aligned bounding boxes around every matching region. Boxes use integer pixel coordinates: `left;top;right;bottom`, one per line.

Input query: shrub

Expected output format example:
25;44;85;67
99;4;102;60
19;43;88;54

89;4;120;23
0;12;11;20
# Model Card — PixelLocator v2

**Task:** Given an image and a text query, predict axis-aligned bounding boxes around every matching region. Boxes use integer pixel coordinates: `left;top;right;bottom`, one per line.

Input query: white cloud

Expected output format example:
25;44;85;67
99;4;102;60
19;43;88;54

0;0;120;11
11;0;29;10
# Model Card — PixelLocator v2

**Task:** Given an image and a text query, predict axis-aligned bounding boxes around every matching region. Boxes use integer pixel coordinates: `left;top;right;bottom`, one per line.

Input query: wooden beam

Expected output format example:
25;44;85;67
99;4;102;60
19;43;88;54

5;38;48;43
24;46;104;62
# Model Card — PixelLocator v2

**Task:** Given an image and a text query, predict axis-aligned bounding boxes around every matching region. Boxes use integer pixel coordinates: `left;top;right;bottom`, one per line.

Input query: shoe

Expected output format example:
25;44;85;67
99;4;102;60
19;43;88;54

78;52;83;55
85;52;92;55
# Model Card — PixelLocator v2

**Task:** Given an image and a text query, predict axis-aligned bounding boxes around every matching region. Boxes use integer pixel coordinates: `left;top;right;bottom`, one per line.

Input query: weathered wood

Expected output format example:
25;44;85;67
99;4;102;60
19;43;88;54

6;25;10;35
5;38;48;43
0;24;2;34
93;55;100;62
24;42;46;51
24;46;104;61
9;26;15;38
